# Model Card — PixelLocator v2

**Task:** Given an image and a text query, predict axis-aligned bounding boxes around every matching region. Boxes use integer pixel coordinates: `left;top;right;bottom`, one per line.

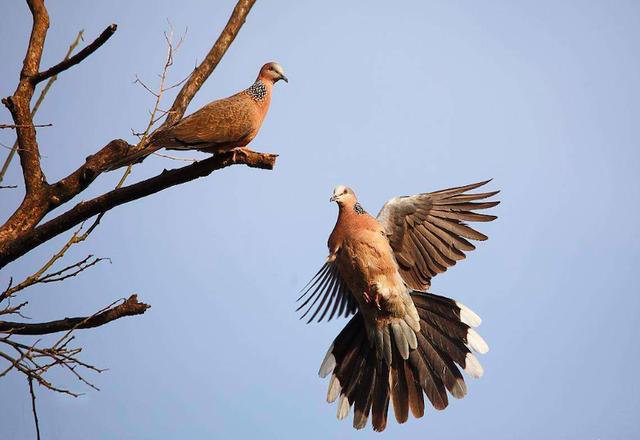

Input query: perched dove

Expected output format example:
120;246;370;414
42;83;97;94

297;180;499;431
111;62;287;168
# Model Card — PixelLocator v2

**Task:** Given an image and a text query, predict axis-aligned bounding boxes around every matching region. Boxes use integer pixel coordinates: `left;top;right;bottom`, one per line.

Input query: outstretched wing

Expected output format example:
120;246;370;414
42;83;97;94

377;180;499;291
296;261;359;324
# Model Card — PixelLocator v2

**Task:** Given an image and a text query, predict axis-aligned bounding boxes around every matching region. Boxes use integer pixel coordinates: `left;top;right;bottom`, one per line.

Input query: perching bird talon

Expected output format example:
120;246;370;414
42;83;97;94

230;147;253;162
363;288;382;311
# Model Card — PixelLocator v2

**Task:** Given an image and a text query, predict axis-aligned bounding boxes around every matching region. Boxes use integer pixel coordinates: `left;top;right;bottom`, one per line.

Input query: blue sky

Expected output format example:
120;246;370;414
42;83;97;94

1;1;639;438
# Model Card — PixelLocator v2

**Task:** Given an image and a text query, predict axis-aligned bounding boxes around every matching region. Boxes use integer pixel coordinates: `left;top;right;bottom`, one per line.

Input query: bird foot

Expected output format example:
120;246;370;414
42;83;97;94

229;147;255;162
363;287;382;311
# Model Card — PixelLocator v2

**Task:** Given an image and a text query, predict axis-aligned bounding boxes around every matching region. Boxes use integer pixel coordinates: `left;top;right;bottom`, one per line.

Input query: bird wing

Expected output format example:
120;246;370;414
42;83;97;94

165;93;256;147
376;180;499;291
296;261;359;323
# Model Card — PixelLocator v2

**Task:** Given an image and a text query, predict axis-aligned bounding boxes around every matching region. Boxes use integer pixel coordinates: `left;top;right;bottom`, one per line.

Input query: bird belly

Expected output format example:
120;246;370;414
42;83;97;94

337;231;408;316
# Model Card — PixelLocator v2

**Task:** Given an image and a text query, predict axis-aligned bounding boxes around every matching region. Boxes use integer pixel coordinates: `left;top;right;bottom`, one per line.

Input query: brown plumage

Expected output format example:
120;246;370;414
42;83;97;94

111;62;287;169
297;181;498;431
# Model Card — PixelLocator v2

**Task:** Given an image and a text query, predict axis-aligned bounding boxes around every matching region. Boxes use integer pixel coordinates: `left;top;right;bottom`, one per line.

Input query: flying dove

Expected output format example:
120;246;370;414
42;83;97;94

110;62;287;168
297;180;499;431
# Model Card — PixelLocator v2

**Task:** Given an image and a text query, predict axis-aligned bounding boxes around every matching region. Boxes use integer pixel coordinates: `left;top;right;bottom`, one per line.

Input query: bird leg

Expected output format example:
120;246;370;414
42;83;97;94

363;286;382;311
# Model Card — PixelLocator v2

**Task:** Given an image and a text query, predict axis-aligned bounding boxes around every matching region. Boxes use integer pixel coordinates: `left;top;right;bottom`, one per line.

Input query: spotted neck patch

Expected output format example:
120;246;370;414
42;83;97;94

245;80;267;102
353;202;366;215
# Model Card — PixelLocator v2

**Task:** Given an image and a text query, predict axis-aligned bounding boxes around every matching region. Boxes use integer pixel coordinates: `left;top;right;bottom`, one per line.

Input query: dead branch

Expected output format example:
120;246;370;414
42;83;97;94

0;295;150;335
0;123;52;129
0;300;29;317
0;0;264;267
2;0;50;198
0;149;276;269
28;376;41;440
152;151;197;162
33;25;117;84
1;254;108;302
0;1;264;433
0;218;111;301
0;30;84;184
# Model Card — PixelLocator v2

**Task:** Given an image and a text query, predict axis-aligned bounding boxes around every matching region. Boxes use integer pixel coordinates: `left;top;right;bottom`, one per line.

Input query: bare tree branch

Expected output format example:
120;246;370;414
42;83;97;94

0;149;276;268
0;2;268;433
28;376;41;440
0;30;83;184
1;253;108;302
2;0;50;197
0;149;276;269
0;123;52;129
0;295;150;335
0;0;264;266
33;24;117;84
0;300;29;318
0;21;90;245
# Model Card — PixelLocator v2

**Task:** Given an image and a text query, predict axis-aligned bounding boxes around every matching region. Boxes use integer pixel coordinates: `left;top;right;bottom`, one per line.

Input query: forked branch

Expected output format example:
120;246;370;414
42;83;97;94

0;295;150;335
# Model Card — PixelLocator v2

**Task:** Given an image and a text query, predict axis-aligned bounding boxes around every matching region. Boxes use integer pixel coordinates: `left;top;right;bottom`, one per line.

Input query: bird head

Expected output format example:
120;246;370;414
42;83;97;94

330;185;357;207
258;62;288;84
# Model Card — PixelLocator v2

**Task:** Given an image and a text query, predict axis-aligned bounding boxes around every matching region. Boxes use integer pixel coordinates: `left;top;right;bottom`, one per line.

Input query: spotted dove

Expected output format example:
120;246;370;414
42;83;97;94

297;180;499;431
111;62;287;168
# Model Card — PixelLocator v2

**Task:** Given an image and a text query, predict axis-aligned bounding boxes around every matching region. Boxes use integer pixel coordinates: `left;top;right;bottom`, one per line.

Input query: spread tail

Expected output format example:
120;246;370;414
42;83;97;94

317;291;488;431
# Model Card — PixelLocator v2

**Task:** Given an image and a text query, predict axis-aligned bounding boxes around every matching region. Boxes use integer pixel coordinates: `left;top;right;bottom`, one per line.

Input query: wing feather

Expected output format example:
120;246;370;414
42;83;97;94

377;180;499;291
297;261;358;323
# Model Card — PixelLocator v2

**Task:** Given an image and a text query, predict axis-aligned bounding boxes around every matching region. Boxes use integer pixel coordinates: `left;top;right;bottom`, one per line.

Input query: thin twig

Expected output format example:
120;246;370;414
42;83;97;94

0;123;52;129
0;300;29;317
28;376;41;440
0;227;109;301
152;152;197;162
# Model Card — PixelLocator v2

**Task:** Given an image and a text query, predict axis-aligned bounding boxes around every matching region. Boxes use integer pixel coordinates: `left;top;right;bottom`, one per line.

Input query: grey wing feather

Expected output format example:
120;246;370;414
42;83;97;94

376;180;499;291
297;261;358;323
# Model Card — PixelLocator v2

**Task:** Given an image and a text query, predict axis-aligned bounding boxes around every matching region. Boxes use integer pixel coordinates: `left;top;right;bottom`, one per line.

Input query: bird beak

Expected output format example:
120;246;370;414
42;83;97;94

330;195;337;203
280;74;289;83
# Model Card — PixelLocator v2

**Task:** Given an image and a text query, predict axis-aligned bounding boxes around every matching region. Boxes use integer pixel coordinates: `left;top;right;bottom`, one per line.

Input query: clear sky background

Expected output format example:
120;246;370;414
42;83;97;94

1;1;639;439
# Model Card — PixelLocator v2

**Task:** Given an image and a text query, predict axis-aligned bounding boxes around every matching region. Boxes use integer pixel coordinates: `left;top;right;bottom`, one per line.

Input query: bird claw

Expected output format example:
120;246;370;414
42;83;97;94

363;287;382;311
230;147;252;162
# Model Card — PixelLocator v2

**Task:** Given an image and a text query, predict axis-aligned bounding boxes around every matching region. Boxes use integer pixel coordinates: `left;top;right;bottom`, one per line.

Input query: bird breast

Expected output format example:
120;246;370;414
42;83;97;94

336;228;407;312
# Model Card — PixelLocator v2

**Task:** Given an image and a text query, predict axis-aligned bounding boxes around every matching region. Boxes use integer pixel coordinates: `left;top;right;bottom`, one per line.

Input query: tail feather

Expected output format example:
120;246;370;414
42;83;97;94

415;330;467;399
106;130;182;171
371;361;390;431
106;145;158;171
318;291;487;431
352;350;375;429
390;350;409;423
404;361;425;418
409;346;448;410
